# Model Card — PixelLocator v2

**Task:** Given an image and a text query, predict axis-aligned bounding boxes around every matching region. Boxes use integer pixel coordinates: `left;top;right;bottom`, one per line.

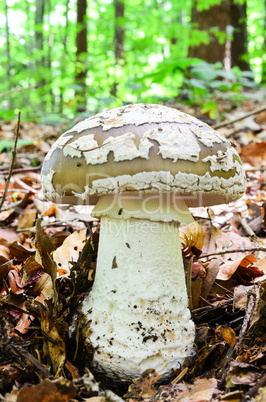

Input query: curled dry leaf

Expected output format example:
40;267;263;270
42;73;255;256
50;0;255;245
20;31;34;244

0;260;12;288
217;255;263;281
35;219;58;305
225;361;261;388
0;241;10;265
9;241;35;261
201;258;221;300
39;309;66;377
180;221;205;258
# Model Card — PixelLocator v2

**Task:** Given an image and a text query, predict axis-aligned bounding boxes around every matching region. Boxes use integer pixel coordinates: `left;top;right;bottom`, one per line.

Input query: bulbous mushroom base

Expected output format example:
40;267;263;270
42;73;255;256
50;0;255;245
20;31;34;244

81;217;195;381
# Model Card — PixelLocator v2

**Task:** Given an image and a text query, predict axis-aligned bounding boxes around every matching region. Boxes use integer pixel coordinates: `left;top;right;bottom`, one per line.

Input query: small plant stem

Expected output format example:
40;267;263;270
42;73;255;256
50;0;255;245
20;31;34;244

0;85;38;99
0;111;21;213
200;246;266;259
213;104;266;129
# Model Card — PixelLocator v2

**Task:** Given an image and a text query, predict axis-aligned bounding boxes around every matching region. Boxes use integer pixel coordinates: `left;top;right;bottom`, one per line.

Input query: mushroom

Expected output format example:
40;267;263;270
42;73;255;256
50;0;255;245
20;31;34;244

41;103;246;382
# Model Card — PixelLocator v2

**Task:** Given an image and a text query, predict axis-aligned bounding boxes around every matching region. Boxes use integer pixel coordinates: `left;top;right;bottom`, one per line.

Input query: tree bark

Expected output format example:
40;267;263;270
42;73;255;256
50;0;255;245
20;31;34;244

189;0;230;63
35;0;45;58
75;0;88;112
111;0;125;97
114;0;125;62
189;0;250;70
261;0;266;83
231;1;250;70
59;0;70;113
4;0;11;89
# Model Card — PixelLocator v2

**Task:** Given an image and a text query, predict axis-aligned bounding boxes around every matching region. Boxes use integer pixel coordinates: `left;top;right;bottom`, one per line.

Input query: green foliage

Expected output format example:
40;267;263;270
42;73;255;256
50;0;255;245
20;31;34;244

136;57;257;118
0;139;34;153
0;0;264;121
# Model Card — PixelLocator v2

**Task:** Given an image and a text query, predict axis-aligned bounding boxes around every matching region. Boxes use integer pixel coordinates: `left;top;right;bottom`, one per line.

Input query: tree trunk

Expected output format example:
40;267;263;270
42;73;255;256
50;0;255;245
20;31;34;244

189;0;231;64
35;0;45;62
75;0;88;112
114;0;125;62
261;0;266;83
59;0;70;113
111;0;125;97
4;0;11;89
189;0;250;70
231;1;250;70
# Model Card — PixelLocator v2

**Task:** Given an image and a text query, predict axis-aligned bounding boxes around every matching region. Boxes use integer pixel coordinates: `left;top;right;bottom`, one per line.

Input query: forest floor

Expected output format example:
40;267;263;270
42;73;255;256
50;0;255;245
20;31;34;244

0;95;266;401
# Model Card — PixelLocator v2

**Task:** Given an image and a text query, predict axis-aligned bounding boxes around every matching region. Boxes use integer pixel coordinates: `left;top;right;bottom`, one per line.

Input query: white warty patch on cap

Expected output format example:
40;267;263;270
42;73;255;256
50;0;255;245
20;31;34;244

142;126;201;162
67;169;246;201
64;104;208;133
202;147;242;172
52;126;204;165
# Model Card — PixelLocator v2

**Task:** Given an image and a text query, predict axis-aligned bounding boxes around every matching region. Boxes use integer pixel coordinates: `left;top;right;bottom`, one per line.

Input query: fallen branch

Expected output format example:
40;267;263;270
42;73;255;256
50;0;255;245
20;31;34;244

0;112;21;213
213;104;266;129
0;165;42;175
200;246;266;259
0;85;38;99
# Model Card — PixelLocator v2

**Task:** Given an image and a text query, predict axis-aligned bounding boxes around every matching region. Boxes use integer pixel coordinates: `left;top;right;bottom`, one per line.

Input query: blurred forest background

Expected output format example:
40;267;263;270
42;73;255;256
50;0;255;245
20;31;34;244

0;0;265;122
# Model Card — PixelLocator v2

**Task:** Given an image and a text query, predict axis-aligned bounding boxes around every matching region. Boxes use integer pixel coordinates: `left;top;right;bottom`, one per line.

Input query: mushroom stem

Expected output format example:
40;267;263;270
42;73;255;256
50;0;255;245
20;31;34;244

81;195;195;381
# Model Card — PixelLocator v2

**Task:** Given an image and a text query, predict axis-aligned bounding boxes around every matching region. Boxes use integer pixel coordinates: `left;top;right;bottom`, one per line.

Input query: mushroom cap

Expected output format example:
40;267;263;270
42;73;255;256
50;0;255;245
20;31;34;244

41;103;246;207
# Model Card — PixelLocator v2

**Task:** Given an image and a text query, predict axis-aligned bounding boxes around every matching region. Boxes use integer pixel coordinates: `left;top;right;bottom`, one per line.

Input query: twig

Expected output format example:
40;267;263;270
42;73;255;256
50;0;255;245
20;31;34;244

6;343;51;377
219;291;257;387
171;367;188;384
186;256;194;310
0;111;21;213
0;165;42;175
0;188;34;193
232;291;256;356
241;372;266;401
200;246;266;259
213;104;266;129
0;85;38;99
240;217;257;238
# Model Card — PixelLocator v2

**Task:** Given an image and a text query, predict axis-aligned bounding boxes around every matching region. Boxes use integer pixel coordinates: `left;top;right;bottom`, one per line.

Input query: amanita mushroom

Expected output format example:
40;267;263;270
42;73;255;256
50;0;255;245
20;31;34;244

41;103;246;382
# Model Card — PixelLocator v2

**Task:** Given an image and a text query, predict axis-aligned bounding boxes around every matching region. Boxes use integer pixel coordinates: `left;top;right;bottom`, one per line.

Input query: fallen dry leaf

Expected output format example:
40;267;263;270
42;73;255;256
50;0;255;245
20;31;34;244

16;378;76;402
221;326;236;345
0;228;20;243
17;204;38;230
124;369;161;399
239;142;266;167
158;378;217;402
53;228;87;275
188;378;218;401
203;225;254;260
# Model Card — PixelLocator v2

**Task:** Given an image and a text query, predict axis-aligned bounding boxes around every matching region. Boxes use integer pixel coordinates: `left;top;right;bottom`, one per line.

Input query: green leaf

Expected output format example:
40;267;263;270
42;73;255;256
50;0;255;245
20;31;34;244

189;78;207;89
0;139;34;153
